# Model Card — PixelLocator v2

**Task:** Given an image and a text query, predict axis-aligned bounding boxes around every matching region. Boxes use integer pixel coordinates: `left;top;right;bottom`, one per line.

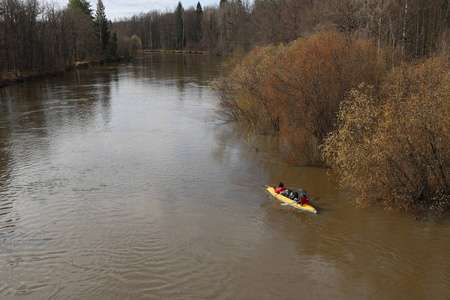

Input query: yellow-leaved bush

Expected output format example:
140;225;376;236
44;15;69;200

322;57;450;214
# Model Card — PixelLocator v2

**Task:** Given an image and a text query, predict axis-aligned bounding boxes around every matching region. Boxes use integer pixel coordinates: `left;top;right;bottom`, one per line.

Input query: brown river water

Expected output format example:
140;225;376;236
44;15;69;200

0;53;448;299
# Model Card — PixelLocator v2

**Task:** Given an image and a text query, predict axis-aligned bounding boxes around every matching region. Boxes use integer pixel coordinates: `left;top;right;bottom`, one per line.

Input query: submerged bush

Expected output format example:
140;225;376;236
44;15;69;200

212;45;280;133
322;57;450;214
213;31;386;164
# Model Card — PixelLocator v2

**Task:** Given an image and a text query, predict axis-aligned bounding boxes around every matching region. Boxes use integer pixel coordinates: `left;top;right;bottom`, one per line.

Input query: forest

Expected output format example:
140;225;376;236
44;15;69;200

112;0;449;59
1;0;449;214
0;0;116;81
2;0;449;78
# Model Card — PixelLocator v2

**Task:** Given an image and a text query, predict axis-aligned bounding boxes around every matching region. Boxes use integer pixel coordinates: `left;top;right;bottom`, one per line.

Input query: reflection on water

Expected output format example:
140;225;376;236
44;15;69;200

0;54;449;300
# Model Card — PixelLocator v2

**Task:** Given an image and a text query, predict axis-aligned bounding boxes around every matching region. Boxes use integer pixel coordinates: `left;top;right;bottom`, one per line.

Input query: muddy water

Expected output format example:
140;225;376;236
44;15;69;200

0;53;448;299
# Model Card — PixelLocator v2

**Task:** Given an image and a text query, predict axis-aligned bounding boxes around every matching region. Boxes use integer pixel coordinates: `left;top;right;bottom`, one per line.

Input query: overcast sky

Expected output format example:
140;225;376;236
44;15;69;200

51;0;221;20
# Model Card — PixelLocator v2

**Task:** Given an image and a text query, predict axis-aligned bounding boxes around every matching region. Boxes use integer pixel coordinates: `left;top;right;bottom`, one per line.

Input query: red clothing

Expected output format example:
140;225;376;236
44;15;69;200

300;196;309;205
274;187;287;194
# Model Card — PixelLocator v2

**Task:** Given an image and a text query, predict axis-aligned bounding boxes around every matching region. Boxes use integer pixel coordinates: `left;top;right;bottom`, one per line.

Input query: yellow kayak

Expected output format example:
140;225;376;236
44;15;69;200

266;187;317;214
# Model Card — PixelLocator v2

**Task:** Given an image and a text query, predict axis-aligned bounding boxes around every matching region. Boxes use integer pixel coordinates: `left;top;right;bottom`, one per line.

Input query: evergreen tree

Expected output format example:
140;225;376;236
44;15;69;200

106;32;117;59
68;0;93;19
220;0;227;8
175;2;184;50
95;0;110;54
196;2;203;13
195;2;203;44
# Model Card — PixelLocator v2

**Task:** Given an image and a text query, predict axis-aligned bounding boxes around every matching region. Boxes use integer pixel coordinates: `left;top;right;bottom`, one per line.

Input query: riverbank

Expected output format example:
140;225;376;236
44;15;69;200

0;71;64;88
0;56;126;88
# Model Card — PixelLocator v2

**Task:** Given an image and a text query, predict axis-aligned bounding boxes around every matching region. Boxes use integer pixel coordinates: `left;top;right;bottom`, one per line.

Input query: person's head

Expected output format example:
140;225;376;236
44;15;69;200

279;182;284;187
301;190;307;196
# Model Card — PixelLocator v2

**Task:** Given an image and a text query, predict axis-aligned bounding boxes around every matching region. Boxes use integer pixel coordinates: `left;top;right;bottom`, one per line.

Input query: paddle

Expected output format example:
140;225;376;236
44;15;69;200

307;197;320;201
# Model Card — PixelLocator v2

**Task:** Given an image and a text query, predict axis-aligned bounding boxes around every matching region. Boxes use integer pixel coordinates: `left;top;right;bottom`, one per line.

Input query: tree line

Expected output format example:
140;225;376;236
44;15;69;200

113;0;449;59
1;0;448;79
0;0;117;80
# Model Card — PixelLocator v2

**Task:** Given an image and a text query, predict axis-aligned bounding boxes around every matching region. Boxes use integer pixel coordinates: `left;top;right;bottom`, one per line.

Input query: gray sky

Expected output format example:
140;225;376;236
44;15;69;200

51;0;221;20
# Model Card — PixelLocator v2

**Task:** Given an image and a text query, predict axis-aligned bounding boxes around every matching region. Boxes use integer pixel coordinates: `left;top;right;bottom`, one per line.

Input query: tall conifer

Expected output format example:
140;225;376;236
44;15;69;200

67;0;93;19
195;2;203;44
95;0;110;54
175;2;184;50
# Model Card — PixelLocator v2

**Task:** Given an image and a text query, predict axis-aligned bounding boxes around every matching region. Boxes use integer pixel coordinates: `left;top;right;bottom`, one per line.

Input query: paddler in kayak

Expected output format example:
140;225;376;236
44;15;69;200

274;183;300;202
274;182;287;194
297;190;310;205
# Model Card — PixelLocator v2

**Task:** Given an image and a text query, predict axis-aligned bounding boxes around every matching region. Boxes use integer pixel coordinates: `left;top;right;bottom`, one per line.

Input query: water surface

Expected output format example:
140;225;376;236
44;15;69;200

0;53;448;299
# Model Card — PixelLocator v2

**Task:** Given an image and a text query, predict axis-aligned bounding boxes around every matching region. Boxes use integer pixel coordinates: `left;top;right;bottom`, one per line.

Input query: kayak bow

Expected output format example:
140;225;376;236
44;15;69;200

266;187;317;214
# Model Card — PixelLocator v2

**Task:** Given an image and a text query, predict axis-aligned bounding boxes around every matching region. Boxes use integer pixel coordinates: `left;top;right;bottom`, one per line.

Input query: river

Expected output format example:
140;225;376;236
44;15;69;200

0;53;448;299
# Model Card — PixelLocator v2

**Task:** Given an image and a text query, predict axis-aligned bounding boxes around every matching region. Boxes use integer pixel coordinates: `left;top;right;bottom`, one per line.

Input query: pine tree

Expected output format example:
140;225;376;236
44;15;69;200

106;32;117;59
68;0;93;19
195;2;203;44
196;2;203;14
175;2;184;50
95;0;110;54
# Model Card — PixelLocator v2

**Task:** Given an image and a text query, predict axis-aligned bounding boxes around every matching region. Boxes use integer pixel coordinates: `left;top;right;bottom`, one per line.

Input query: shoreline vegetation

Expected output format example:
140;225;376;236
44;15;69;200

0;49;207;87
213;33;449;216
0;49;206;88
1;0;448;216
0;49;210;88
0;56;125;88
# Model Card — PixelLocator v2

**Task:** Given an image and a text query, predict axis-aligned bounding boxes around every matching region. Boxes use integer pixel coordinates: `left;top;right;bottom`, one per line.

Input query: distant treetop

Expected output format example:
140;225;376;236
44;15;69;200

68;0;93;19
